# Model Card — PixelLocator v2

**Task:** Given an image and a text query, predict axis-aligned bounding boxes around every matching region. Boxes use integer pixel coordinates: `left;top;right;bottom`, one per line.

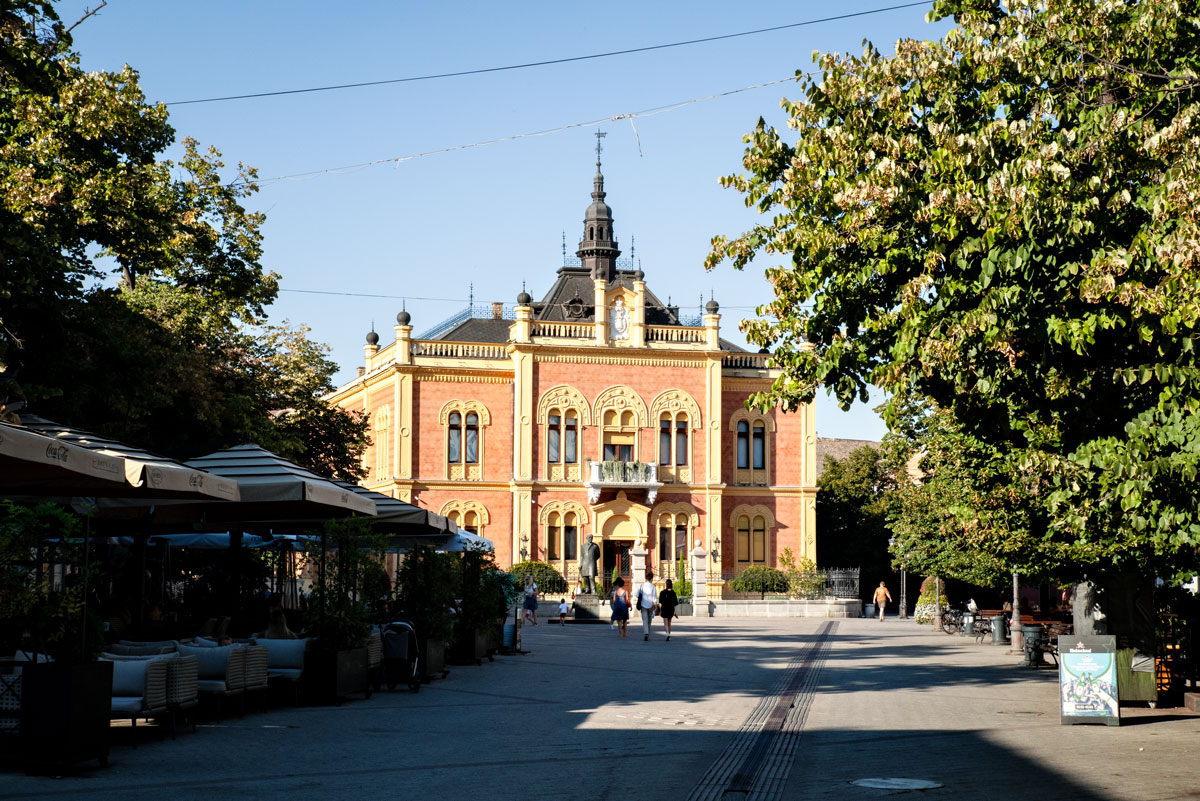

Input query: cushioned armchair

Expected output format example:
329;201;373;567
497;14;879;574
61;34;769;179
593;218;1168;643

108;658;169;735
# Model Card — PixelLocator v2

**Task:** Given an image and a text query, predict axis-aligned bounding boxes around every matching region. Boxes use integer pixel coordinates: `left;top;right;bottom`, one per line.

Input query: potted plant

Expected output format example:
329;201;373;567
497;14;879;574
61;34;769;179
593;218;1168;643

394;544;456;681
674;553;693;616
0;502;111;769
452;548;513;663
300;518;379;703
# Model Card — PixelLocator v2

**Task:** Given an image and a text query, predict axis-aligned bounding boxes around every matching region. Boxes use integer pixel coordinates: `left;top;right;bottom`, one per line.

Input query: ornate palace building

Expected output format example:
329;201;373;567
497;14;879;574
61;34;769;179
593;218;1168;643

328;151;818;594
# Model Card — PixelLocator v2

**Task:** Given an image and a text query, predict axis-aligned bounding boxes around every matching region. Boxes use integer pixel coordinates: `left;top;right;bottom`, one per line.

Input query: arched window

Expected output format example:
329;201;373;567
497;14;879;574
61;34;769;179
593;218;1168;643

448;412;462;463
737;421;749;469
593;385;648;463
657;411;689;468
440;401;490;481
730;505;775;569
441;500;490;537
603;409;636;462
373;405;390;481
730;411;774;486
547;408;578;466
465;413;479;464
540;501;587;569
752;422;765;470
736;515;767;565
537;386;590;482
653;503;699;574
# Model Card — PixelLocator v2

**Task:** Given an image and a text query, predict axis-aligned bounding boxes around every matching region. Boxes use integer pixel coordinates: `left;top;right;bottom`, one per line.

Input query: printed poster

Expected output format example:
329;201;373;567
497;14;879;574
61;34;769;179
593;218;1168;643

1059;635;1120;725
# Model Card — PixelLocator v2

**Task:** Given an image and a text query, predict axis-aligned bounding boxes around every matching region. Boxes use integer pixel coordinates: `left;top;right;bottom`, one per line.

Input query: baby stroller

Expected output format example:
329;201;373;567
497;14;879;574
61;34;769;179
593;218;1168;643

379;619;421;693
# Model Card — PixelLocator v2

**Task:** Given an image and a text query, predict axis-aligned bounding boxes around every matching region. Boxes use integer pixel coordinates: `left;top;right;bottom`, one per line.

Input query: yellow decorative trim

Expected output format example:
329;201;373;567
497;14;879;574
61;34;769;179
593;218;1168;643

440;499;490;528
536;385;593;425
417;372;511;384
723;379;773;393
651;501;700;529
437;399;492;426
649;389;702;429
536;353;705;368
728;408;776;432
592;385;648;427
538;499;591;527
728;503;777;529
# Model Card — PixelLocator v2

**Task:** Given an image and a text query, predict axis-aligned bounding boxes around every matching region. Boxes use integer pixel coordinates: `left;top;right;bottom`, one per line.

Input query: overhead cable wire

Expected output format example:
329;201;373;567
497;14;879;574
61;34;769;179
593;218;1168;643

249;76;796;186
167;1;932;106
278;287;787;312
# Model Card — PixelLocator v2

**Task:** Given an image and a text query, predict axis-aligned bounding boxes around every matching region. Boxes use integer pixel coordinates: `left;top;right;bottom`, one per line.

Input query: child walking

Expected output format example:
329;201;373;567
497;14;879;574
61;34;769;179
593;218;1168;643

558;598;569;626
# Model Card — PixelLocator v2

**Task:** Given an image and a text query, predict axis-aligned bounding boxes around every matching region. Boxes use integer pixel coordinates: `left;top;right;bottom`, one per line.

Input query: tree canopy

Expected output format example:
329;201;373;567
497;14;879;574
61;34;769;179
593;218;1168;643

815;444;893;579
1;1;366;478
708;0;1200;580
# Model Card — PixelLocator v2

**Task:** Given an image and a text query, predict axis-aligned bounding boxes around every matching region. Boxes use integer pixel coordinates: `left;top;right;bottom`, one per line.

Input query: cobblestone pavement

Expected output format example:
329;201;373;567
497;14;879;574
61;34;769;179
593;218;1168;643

2;617;1197;801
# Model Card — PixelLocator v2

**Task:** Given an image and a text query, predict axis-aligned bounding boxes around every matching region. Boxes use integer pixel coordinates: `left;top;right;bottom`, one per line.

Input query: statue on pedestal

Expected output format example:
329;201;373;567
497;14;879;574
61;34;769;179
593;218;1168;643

579;533;600;594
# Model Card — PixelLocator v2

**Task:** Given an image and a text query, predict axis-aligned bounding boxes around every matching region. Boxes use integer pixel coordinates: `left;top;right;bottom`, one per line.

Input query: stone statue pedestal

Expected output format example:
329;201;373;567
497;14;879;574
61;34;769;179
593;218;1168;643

572;594;604;623
631;540;648;586
691;544;708;617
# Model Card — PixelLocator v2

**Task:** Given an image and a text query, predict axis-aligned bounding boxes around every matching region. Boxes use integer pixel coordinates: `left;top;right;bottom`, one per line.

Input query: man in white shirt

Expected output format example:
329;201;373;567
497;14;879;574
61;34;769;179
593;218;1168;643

637;570;659;641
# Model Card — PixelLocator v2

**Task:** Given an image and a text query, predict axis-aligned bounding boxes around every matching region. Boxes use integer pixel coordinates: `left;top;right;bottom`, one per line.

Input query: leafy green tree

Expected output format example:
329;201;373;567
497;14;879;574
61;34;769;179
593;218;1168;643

708;0;1200;580
1;3;367;478
816;445;893;581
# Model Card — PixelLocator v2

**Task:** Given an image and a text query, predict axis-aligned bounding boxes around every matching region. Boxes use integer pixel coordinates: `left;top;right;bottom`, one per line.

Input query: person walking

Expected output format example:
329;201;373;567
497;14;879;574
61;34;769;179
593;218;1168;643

873;581;893;621
659;579;679;641
523;576;539;626
637;570;659;641
610;577;630;638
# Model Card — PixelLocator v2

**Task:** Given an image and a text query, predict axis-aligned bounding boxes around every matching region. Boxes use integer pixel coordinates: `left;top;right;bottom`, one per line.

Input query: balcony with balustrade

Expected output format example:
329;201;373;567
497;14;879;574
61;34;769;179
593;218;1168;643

586;460;663;504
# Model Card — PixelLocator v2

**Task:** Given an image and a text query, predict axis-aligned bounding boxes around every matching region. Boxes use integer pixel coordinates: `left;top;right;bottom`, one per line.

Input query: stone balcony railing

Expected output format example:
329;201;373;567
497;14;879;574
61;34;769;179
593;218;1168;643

586;460;663;504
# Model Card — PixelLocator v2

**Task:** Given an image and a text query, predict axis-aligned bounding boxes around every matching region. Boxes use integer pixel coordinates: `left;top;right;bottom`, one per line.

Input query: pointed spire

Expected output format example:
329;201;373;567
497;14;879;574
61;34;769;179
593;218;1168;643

577;130;620;282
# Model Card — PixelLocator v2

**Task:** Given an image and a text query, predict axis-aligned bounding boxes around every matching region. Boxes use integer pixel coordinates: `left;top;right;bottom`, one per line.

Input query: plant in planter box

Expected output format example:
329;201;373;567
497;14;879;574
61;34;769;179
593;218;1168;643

728;565;791;600
674;553;692;599
453;548;514;661
0;501;105;663
394;544;456;678
0;502;111;767
300;517;385;699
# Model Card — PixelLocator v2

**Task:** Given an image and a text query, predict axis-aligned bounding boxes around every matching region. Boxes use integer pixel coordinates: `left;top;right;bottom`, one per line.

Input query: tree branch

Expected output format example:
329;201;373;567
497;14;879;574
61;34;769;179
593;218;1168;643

64;1;108;37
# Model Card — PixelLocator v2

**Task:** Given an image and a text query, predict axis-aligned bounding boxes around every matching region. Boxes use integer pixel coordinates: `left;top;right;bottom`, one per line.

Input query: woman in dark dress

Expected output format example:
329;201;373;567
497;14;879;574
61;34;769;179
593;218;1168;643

659;579;679;641
610;577;630;638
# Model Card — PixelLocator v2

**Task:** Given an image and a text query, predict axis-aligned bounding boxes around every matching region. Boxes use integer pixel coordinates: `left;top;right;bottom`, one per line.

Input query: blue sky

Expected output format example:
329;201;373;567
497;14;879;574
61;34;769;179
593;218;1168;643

62;1;952;441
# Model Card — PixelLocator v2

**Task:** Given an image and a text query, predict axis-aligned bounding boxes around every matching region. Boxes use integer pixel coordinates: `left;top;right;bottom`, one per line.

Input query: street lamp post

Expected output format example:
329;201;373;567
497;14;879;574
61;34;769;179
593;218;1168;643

889;536;907;620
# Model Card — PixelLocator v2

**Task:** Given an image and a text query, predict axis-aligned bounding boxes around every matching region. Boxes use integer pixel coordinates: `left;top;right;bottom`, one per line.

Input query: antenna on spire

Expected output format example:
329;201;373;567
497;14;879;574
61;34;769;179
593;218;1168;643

562;231;566;264
630;235;635;263
469;283;474;308
595;130;607;166
522;280;526;293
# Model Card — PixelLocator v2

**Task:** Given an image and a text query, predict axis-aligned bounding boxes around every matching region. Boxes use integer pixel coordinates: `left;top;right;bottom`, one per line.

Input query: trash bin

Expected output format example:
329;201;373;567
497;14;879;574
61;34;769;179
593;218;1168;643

990;613;1008;646
962;613;975;636
1022;625;1045;667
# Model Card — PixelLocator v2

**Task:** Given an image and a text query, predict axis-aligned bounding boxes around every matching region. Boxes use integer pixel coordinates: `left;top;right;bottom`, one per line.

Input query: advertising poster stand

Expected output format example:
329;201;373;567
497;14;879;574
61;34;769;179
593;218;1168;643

1059;635;1120;726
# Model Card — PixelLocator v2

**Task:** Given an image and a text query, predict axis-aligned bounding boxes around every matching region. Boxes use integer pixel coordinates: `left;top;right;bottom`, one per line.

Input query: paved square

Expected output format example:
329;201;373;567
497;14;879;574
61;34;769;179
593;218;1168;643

2;618;1196;800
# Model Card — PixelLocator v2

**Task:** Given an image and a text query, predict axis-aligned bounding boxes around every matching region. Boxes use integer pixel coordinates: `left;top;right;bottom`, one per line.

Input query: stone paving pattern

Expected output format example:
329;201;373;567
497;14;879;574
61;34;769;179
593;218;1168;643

3;618;1198;800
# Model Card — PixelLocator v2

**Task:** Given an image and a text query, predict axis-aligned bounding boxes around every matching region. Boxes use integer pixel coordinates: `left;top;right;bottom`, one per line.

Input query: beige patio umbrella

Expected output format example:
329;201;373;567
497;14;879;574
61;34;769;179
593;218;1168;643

18;415;240;501
0;421;127;496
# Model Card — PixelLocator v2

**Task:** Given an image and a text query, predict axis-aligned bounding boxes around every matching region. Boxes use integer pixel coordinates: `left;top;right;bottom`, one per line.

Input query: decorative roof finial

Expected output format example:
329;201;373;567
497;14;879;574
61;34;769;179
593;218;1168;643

562;231;566;264
595;129;606;168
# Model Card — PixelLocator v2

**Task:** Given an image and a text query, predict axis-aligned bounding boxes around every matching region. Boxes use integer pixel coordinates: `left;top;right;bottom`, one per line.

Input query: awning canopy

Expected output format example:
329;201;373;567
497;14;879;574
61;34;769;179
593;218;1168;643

172;444;376;523
17;415;240;501
331;480;456;536
0;421;127;496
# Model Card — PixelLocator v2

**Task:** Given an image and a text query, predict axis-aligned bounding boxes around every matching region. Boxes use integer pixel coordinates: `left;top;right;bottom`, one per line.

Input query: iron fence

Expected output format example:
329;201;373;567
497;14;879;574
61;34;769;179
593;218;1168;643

719;567;859;600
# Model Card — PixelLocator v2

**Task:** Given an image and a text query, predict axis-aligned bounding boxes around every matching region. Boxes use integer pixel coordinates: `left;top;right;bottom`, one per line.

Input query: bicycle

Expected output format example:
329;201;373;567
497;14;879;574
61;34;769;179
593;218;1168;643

940;608;964;634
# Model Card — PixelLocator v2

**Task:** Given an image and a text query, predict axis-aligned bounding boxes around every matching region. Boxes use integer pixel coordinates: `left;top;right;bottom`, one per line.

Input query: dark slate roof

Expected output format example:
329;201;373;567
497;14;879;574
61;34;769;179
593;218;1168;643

433;317;512;343
532;267;685;326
